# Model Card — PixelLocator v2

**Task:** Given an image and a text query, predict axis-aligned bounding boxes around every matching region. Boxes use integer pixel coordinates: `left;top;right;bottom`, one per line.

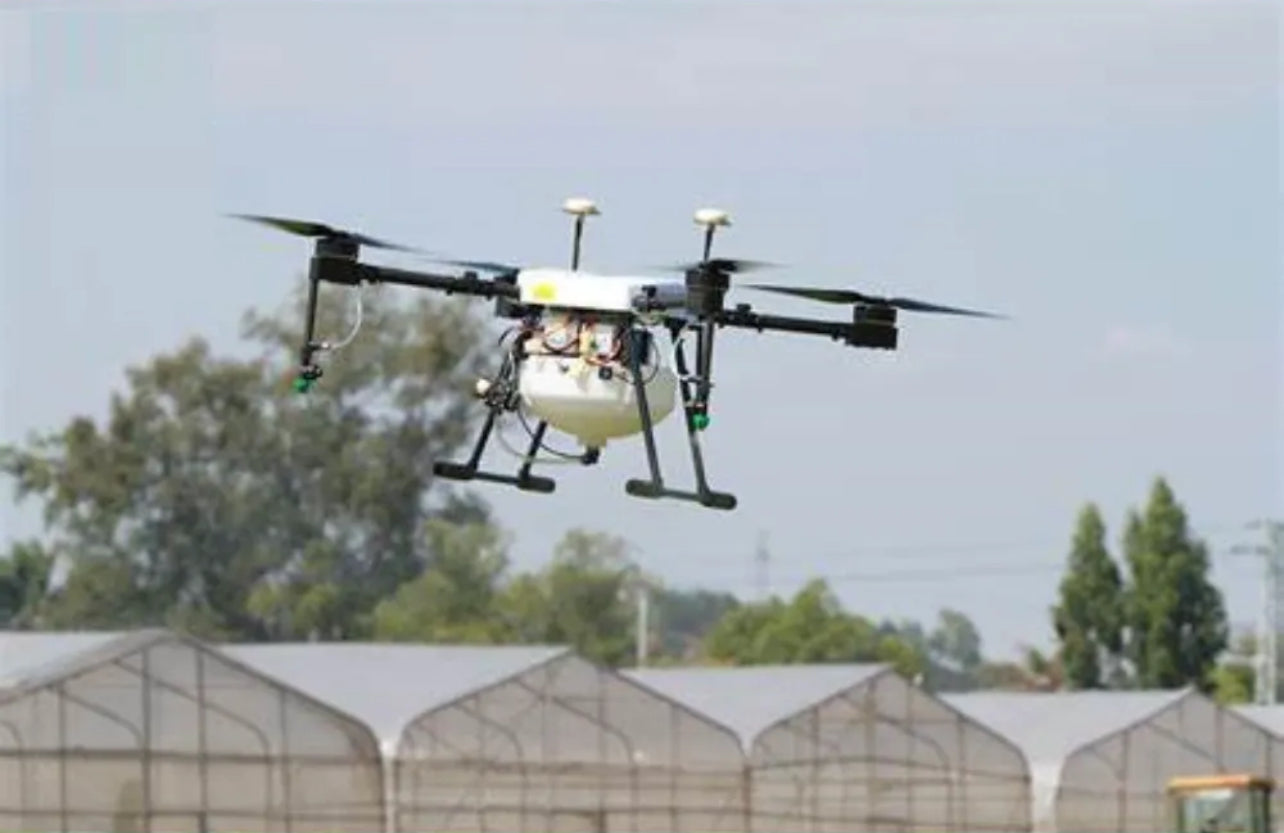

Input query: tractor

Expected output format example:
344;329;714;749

1167;774;1274;833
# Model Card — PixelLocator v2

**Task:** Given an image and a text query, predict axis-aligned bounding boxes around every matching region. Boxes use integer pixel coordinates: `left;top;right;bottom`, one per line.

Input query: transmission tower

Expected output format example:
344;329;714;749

1232;520;1284;704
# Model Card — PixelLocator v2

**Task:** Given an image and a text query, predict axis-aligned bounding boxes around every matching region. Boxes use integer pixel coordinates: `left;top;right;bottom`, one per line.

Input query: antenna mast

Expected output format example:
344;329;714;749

1232;519;1284;704
562;197;599;270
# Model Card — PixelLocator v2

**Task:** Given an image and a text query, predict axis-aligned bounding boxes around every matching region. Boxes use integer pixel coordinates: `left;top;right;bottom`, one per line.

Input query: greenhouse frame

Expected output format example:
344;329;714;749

227;642;750;833
0;629;385;833
945;688;1278;833
628;663;1031;832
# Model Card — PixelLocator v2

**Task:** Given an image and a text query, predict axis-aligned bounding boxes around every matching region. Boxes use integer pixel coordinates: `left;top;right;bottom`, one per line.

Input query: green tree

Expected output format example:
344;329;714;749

1;284;493;639
0;540;56;628
1211;661;1255;705
1051;503;1125;689
495;529;641;666
702;579;927;678
652;588;740;660
1123;477;1228;691
929;608;984;674
371;519;513;643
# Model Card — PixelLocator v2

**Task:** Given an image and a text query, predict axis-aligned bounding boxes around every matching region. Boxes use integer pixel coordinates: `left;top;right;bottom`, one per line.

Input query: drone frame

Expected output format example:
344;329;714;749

236;206;956;511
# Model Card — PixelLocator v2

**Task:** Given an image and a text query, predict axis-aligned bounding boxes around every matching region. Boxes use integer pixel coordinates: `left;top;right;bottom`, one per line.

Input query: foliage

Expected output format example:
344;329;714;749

495;529;642;667
1049;477;1230;694
372;519;513;643
928;608;984;673
652;587;740;660
1122;477;1228;692
702;579;927;678
1051;503;1125;689
0;540;55;629
372;526;648;667
0;284;493;640
1210;661;1255;705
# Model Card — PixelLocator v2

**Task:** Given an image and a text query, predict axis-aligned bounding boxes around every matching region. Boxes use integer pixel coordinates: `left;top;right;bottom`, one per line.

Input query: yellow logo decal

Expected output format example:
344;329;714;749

531;282;556;302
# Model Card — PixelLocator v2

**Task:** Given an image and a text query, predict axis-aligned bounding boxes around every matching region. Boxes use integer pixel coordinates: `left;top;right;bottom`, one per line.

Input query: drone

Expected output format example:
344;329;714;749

231;199;1002;511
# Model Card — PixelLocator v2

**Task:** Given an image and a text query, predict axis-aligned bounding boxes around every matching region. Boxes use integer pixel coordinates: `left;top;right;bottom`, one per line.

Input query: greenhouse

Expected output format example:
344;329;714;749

227;642;749;833
628;663;1031;832
945;688;1277;833
0;629;384;833
1230;704;1284;827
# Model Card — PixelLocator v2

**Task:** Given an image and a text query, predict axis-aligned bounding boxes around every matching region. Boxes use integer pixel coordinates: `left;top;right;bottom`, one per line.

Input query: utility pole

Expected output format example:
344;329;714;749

622;560;650;668
754;531;770;602
635;582;650;668
1232;520;1284;704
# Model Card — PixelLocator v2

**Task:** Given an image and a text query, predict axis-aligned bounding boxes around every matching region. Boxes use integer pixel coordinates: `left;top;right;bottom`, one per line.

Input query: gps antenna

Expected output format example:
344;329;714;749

562;197;600;270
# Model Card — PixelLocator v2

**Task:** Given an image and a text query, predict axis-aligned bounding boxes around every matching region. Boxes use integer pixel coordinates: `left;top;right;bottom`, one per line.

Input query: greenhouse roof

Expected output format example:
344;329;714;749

0;629;154;689
626;664;888;746
942;688;1189;763
1234;704;1284;737
223;642;568;746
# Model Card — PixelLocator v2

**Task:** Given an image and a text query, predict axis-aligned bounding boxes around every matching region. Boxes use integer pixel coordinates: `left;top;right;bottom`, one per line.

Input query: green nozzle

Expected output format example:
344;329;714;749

692;413;710;431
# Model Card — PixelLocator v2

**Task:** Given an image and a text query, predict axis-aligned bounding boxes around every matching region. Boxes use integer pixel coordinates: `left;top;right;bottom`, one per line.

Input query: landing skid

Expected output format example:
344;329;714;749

433;406;605;494
622;327;738;511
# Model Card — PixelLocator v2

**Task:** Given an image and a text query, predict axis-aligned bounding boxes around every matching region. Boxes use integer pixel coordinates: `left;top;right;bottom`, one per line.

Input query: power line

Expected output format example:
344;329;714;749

671;522;1253;568
658;525;1266;597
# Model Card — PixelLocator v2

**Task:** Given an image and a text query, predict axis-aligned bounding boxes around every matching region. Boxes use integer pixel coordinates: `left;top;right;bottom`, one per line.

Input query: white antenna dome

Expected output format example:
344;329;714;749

562;197;600;217
694;207;731;228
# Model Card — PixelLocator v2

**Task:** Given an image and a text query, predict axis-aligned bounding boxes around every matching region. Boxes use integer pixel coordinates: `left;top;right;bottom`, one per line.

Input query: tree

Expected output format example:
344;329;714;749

929;608;984;674
494;529;641;666
1211;661;1255;704
1;283;494;640
0;540;55;628
371;519;513;643
1051;503;1125;689
651;587;740;660
1123;477;1229;692
702;579;927;678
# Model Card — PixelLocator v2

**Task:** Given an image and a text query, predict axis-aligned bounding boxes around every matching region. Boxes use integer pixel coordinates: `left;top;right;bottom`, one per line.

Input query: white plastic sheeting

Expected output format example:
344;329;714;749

629;664;1031;832
229;642;749;833
946;689;1276;833
0;630;384;833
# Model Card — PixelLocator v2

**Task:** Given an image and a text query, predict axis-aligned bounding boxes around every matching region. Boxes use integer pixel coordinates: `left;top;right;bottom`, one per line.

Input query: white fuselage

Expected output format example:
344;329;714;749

510;269;685;448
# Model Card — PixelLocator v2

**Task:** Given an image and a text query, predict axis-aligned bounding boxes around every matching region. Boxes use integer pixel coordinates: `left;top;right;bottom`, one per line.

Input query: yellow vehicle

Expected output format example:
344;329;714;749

1167;774;1274;833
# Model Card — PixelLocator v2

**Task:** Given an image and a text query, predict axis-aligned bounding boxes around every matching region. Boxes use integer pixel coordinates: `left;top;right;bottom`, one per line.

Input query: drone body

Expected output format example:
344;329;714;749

231;199;1002;511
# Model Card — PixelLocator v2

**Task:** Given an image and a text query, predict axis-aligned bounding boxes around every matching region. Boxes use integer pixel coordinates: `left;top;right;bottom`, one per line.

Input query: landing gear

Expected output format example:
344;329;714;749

432;346;598;494
623;326;737;511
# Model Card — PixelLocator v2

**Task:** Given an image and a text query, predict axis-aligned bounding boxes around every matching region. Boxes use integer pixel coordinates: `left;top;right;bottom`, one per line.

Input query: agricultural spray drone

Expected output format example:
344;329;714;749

231;199;1002;511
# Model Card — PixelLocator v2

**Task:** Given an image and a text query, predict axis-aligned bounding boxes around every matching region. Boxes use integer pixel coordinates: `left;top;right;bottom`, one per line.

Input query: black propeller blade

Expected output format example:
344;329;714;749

229;213;426;253
744;283;1006;319
659;257;777;275
430;257;524;275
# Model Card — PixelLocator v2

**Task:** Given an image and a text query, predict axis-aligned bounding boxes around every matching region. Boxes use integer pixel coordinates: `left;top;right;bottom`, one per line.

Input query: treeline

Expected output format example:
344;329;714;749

0;285;1250;698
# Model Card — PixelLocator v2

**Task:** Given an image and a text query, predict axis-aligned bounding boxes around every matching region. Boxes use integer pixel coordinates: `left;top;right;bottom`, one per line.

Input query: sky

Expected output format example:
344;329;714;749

1;0;1278;661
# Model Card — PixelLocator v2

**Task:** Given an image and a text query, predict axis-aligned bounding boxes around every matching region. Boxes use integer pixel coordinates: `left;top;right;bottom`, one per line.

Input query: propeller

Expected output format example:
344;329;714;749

658;257;777;275
430;257;523;275
743;283;1006;319
228;213;427;253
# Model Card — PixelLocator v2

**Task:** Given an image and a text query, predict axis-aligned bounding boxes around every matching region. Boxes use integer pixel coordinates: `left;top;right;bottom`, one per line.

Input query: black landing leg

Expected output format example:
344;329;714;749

432;356;556;494
623;329;737;511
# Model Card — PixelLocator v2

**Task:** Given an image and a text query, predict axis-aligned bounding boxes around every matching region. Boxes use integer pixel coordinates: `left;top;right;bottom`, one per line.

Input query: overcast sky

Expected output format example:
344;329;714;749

2;0;1278;660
